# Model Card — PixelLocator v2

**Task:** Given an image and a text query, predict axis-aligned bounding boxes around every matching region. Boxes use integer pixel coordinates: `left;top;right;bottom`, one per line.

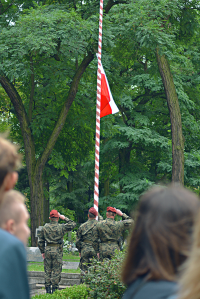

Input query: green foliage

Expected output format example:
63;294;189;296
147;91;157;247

85;251;126;299
32;284;89;298
1;0;200;233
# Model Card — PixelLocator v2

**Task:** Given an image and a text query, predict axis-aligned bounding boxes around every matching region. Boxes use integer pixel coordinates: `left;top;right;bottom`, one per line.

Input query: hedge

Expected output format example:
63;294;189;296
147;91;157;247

32;284;89;298
84;251;126;299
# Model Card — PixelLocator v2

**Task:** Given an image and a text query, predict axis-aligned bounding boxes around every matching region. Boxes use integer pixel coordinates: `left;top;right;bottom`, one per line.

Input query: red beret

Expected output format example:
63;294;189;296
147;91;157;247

89;207;98;216
107;206;116;213
50;209;59;218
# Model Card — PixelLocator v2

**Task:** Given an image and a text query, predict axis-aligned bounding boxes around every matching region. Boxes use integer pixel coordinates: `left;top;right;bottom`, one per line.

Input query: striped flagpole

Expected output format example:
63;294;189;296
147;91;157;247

94;0;104;220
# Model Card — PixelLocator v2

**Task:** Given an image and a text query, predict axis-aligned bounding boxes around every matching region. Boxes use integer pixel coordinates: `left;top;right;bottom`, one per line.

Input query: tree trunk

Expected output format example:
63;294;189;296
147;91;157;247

0;52;94;245
43;181;50;224
104;179;109;196
156;49;184;185
30;167;44;246
119;145;132;192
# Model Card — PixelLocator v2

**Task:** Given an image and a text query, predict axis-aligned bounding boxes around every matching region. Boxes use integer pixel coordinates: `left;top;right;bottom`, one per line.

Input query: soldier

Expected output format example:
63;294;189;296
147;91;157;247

97;206;133;261
76;207;102;272
38;209;76;294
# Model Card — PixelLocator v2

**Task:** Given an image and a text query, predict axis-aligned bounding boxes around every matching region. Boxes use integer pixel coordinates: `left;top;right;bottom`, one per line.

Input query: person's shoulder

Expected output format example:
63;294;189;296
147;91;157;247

167;295;178;299
0;229;22;247
123;279;177;299
79;220;93;229
80;220;89;227
0;229;25;257
141;280;177;299
43;223;49;230
97;219;106;225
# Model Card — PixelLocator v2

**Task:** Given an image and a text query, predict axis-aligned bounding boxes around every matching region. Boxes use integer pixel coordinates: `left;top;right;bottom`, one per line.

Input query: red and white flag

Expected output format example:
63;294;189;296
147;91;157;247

100;63;119;118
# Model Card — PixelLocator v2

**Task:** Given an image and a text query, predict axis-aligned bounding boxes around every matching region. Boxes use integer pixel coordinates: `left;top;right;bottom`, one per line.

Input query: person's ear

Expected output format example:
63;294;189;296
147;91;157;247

4;219;16;234
4;172;18;191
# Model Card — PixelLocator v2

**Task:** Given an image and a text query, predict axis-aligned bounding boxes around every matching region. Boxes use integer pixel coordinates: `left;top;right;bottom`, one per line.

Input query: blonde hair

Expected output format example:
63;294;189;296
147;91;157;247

178;210;200;299
0;136;21;186
0;190;25;226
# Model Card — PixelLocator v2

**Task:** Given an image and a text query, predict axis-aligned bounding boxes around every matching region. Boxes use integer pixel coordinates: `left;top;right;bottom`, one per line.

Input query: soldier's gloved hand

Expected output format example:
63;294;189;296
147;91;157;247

116;209;123;216
59;214;65;220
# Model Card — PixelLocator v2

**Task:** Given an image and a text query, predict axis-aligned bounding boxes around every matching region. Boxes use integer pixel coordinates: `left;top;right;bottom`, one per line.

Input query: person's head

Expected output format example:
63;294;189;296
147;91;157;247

0;190;30;246
88;207;98;219
49;209;59;221
106;206;116;219
0;136;21;194
122;185;200;285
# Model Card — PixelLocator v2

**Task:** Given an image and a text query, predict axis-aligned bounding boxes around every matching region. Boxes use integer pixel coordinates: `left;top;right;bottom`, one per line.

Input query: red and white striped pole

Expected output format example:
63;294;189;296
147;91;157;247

94;0;104;220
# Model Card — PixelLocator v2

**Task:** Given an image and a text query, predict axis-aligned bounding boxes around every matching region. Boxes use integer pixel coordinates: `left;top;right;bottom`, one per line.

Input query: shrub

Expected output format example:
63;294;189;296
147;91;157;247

84;251;126;299
32;284;89;298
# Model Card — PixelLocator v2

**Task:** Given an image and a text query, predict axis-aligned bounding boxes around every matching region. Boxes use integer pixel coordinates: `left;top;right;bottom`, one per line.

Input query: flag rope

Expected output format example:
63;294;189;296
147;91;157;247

94;0;104;219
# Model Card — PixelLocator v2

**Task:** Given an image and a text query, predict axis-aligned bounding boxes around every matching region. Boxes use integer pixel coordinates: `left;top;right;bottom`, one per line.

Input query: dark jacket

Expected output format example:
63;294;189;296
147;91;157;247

122;277;177;299
0;229;30;299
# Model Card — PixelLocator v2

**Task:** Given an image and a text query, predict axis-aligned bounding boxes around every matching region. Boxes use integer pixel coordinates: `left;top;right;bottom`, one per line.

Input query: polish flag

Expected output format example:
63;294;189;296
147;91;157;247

100;63;119;118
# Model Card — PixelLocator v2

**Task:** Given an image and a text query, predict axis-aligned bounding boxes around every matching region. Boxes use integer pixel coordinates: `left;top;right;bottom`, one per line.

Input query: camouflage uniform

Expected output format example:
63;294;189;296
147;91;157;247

97;213;133;260
76;214;103;271
38;217;76;289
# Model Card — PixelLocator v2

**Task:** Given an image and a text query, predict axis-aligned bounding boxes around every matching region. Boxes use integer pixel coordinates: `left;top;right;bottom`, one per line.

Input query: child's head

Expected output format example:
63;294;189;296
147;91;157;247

0;190;30;245
0;136;21;193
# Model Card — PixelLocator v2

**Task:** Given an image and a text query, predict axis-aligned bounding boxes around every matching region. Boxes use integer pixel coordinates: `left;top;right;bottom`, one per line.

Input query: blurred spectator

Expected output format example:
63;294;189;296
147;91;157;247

0;190;30;246
0;136;29;299
122;186;200;299
177;207;200;299
0;136;21;197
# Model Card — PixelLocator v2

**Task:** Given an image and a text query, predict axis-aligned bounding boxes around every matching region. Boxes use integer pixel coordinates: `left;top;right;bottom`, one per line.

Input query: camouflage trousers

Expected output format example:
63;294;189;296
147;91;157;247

79;245;97;271
44;246;63;288
100;243;119;261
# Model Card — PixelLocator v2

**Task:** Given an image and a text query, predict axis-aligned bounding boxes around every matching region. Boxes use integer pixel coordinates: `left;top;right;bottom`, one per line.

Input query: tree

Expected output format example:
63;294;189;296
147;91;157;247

0;4;95;244
0;0;123;244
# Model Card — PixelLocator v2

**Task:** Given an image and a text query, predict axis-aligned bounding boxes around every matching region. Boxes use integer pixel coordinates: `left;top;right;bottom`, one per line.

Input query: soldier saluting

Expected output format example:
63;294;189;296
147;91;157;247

96;206;133;261
38;209;76;294
76;207;103;272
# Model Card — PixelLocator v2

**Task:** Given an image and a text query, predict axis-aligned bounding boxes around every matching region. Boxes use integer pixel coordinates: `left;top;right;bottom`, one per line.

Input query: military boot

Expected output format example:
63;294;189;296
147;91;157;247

46;286;51;294
52;287;58;293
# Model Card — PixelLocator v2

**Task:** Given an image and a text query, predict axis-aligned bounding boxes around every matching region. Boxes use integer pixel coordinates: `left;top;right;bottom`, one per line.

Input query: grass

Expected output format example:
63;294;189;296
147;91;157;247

28;252;80;273
63;252;80;262
28;262;80;273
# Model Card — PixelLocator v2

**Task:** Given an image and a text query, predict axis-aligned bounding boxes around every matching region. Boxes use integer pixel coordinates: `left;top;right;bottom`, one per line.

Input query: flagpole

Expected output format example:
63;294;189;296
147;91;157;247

94;0;104;219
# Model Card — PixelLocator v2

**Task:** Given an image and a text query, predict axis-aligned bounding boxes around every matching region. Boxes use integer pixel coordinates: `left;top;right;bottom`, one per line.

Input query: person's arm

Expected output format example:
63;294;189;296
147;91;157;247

59;214;76;233
116;209;133;228
38;227;45;256
93;225;99;256
98;212;103;221
75;226;82;257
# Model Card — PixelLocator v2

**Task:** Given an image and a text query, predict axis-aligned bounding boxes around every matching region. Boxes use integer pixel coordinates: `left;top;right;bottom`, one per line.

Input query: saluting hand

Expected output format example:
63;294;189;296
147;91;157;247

58;213;65;220
116;209;123;216
42;253;45;259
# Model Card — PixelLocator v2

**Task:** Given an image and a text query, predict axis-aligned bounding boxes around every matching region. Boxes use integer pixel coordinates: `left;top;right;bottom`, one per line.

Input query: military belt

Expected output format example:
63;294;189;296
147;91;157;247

82;240;93;244
46;243;59;247
102;241;117;244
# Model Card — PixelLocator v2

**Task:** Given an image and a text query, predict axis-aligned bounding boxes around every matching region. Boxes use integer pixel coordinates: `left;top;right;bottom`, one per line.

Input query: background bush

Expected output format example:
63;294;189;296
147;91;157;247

84;251;126;299
32;284;89;299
